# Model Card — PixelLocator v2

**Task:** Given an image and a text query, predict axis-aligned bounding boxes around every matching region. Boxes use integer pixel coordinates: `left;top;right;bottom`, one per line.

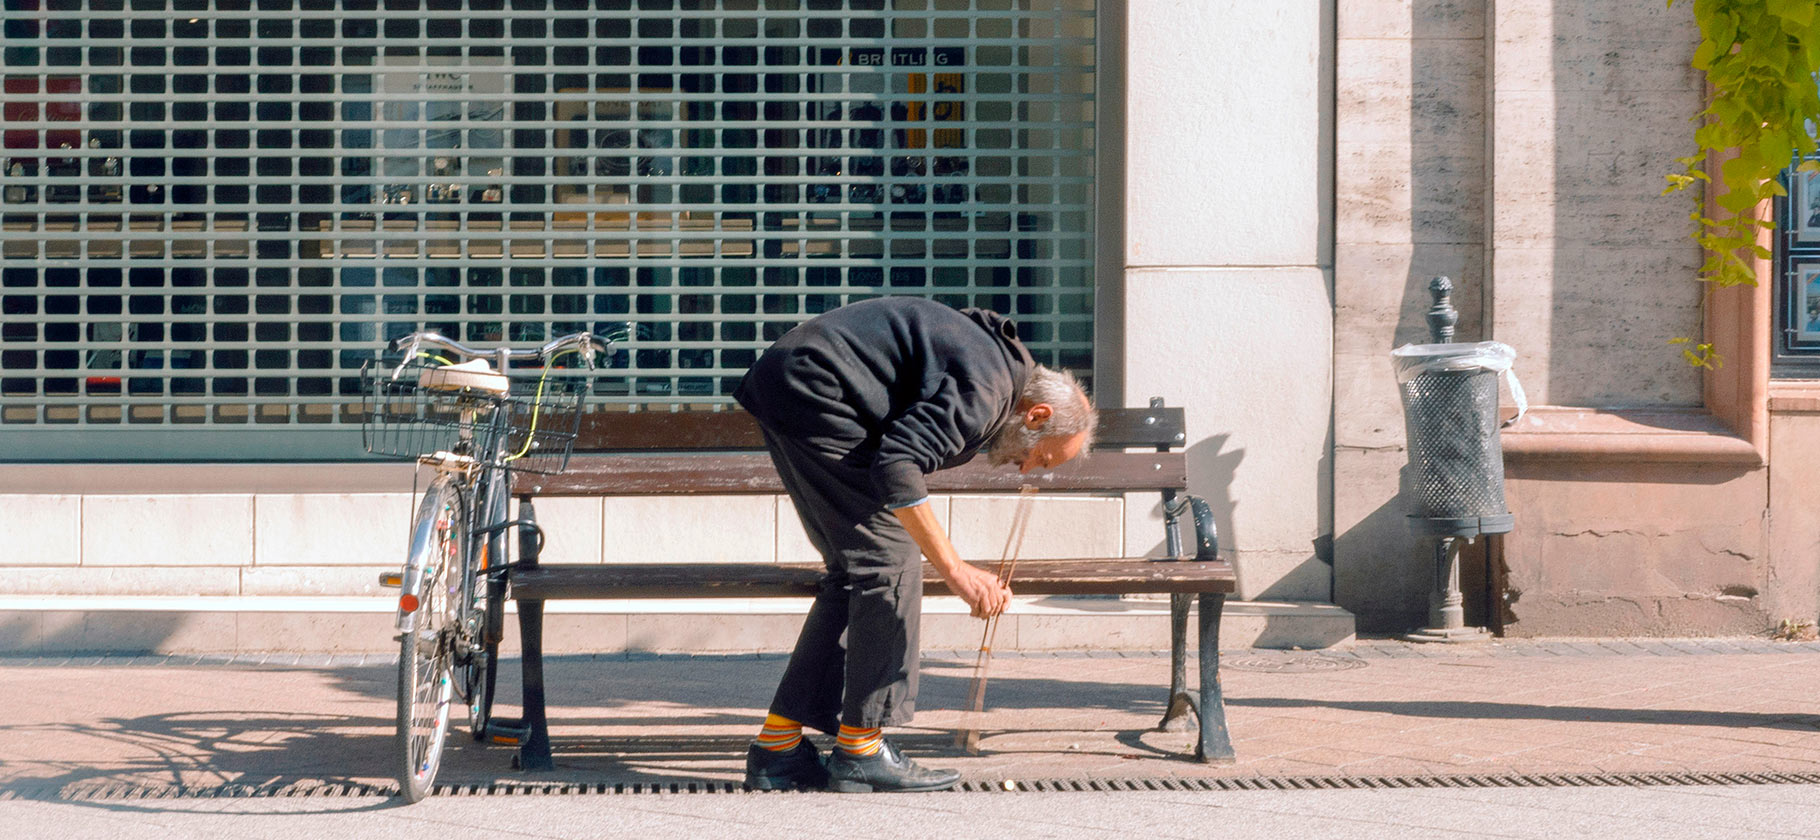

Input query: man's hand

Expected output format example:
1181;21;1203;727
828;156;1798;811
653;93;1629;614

890;500;1014;619
945;560;1014;619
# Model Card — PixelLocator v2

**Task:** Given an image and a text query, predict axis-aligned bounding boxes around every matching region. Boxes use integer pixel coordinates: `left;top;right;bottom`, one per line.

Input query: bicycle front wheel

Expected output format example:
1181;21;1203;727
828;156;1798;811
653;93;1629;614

396;475;466;802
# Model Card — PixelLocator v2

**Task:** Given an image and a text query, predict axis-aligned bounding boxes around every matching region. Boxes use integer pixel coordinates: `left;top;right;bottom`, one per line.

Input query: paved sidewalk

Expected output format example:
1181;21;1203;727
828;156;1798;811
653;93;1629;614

0;638;1816;795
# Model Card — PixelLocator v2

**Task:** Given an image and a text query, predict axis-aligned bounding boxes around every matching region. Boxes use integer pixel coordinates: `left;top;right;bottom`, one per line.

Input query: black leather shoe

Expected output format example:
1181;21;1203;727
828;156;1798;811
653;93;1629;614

744;741;829;791
826;739;961;793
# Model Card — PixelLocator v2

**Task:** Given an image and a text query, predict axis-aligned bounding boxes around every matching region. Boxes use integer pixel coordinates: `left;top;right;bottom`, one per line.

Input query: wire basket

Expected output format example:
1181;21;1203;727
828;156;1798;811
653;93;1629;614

1398;367;1507;520
359;361;587;475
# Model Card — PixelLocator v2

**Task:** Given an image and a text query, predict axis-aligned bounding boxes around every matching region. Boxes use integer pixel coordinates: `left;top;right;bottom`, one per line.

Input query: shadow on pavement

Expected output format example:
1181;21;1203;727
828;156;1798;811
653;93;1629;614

1231;697;1820;731
0;656;1185;807
0;705;406;815
308;655;1172;728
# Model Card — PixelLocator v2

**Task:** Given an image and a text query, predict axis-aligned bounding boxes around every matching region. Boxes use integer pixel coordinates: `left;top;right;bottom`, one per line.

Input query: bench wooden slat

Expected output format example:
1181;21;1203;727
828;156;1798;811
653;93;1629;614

565;406;1186;453
508;558;1236;600
573;411;766;451
517;450;1187;496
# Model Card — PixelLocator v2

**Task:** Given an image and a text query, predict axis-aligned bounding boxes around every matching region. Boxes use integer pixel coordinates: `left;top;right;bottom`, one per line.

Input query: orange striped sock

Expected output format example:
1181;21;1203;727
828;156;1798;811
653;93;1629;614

756;713;803;753
836;724;882;757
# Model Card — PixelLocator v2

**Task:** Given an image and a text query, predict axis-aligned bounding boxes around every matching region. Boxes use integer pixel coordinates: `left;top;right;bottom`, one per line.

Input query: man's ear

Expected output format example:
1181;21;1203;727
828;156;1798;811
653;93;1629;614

1023;402;1053;430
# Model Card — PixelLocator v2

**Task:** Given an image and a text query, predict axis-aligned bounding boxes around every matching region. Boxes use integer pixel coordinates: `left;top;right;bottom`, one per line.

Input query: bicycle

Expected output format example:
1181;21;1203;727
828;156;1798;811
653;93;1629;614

361;329;612;802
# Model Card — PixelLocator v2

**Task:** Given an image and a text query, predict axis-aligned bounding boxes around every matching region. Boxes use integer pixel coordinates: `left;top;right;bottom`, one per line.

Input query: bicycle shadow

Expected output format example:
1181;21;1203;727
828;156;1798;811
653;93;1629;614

0;654;1188;812
0;700;755;812
0;706;406;814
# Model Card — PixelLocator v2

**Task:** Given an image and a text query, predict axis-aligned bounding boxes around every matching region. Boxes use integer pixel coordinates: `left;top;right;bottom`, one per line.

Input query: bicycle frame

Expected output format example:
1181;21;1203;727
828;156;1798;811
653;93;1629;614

395;397;517;637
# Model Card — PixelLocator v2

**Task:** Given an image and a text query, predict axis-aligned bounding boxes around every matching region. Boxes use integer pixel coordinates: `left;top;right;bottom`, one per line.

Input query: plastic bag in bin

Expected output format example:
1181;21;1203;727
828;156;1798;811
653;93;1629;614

1391;341;1528;428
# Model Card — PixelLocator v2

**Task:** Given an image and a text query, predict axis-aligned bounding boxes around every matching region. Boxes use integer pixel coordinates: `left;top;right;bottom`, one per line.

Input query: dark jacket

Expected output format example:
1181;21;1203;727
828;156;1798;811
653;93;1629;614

733;297;1035;508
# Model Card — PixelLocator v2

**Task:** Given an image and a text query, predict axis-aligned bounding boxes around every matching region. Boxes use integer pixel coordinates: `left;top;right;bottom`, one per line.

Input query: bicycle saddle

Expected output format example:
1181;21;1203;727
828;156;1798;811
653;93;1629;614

417;358;510;395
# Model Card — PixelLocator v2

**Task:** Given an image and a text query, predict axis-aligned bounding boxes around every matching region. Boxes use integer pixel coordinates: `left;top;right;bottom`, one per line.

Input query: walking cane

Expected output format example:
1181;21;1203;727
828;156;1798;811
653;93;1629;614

956;485;1038;754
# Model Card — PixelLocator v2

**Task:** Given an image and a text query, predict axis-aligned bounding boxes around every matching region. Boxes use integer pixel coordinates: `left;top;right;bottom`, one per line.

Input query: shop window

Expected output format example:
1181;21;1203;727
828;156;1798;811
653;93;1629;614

0;0;1098;455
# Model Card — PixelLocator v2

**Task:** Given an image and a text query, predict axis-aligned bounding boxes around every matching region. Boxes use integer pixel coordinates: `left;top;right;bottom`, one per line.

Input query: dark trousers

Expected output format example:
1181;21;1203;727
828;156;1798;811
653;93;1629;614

758;426;923;734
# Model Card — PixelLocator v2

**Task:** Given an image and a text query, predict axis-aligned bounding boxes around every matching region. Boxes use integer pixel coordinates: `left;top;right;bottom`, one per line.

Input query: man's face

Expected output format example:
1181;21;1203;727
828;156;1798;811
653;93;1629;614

987;398;1089;473
1015;428;1089;474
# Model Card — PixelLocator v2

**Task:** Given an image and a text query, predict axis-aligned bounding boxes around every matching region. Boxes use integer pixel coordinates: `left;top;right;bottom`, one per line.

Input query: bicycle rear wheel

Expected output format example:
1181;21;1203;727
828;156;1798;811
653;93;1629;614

461;471;508;740
396;475;466;802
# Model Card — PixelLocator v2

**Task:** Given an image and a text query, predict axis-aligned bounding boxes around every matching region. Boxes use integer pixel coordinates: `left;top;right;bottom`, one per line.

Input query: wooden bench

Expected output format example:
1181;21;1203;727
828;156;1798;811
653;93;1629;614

499;398;1237;771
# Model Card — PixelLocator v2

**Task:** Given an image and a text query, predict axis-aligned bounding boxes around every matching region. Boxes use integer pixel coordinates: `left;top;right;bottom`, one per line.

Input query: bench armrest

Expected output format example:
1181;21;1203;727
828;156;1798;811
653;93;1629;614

1164;493;1220;562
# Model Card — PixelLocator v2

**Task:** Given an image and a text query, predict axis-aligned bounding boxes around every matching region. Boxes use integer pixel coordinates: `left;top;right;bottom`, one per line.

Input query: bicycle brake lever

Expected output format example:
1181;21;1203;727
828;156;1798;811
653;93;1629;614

390;336;421;380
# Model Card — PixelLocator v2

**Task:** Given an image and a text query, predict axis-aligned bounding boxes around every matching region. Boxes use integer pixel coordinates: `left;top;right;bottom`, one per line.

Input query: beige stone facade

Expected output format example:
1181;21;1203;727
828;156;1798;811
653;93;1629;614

3;1;1817;650
1334;0;1815;636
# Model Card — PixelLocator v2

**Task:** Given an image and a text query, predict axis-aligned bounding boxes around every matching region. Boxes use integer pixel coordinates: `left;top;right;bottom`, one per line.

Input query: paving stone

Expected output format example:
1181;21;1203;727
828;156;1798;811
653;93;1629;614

0;639;1816;792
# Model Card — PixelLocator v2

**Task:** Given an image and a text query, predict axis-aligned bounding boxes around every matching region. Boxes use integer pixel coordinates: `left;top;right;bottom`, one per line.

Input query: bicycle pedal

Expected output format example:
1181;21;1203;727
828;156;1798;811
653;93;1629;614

485;717;530;745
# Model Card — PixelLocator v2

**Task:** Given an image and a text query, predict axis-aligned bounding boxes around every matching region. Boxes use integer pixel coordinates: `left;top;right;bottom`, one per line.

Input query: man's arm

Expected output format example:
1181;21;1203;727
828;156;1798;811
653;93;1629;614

891;500;1012;619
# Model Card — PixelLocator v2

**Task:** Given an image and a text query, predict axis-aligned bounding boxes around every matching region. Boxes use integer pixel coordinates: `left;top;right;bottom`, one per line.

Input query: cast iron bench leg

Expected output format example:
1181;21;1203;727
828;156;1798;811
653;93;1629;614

515;598;555;771
1159;592;1197;732
1196;591;1235;763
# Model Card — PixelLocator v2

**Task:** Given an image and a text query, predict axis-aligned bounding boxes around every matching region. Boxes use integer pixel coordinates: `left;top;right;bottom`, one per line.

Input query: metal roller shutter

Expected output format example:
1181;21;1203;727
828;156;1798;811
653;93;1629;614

0;0;1097;459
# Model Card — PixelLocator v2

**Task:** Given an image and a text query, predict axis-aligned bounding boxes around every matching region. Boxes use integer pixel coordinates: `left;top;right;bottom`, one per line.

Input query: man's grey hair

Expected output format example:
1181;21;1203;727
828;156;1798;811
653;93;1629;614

986;365;1098;466
1024;365;1097;444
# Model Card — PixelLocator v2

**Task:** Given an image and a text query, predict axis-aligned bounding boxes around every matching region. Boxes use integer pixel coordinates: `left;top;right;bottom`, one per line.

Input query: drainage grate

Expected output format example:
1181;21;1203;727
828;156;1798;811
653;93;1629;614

10;772;1820;801
1224;654;1369;673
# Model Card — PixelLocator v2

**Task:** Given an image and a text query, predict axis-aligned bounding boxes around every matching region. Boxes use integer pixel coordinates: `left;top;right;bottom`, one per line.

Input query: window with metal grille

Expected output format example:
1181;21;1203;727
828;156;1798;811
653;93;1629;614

0;0;1097;460
1778;156;1820;375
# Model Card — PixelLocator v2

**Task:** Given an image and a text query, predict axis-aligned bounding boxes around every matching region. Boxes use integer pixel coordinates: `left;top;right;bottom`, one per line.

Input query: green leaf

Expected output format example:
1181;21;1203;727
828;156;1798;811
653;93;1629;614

1775;0;1815;31
1720;154;1757;190
1754;43;1790;74
1710;12;1739;52
1693;38;1720;70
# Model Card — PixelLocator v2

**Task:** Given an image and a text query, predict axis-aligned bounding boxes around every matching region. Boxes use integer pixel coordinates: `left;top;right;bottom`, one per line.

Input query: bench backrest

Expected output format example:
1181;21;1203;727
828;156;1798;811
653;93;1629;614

516;404;1189;497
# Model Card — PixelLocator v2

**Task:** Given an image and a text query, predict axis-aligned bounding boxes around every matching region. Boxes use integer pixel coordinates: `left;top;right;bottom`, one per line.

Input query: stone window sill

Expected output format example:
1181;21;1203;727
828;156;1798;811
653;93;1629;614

1766;379;1820;413
1501;406;1762;465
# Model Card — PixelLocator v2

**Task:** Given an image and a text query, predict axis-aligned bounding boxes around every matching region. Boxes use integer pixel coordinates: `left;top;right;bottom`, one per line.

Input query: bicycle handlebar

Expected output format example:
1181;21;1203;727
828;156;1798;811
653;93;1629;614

387;329;618;378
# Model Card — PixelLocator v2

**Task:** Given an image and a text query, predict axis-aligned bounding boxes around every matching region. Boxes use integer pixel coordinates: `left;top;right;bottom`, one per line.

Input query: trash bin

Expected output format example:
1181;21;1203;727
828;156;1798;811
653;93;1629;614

1390;341;1523;535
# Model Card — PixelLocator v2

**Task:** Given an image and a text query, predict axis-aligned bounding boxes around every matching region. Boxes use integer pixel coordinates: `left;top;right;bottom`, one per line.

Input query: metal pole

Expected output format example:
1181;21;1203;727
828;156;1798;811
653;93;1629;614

1405;534;1489;642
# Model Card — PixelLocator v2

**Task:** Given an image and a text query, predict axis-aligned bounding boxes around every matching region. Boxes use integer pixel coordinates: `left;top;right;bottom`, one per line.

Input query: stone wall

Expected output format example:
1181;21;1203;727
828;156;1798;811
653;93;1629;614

1332;1;1724;633
1333;0;1489;630
0;484;1125;598
1122;0;1335;603
1488;2;1704;407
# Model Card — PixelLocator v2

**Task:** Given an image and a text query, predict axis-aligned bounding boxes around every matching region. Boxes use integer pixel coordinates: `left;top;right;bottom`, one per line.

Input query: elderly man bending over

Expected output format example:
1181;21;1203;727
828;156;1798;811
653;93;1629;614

732;296;1097;793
